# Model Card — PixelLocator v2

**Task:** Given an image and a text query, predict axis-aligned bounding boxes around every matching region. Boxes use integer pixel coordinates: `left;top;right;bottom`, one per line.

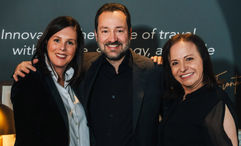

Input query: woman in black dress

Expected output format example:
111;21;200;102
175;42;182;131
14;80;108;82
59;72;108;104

160;33;238;146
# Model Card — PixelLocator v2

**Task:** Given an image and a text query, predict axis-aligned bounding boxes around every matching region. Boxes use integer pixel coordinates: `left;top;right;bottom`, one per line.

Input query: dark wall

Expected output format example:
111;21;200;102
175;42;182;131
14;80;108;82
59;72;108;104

0;0;240;126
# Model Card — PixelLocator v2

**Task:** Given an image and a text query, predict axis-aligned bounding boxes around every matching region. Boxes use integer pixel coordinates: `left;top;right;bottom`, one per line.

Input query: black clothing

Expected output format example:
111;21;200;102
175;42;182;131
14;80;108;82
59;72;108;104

160;85;237;146
11;65;70;146
79;50;164;146
89;53;133;146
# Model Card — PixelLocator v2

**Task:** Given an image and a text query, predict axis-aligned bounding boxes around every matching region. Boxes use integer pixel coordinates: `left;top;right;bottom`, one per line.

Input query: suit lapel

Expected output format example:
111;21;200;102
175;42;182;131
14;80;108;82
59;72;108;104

83;55;104;109
83;51;146;132
131;52;146;132
42;74;69;130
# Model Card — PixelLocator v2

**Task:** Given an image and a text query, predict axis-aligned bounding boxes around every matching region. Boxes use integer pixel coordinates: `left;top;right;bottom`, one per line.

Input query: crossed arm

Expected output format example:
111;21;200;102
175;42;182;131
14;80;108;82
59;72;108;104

13;56;162;81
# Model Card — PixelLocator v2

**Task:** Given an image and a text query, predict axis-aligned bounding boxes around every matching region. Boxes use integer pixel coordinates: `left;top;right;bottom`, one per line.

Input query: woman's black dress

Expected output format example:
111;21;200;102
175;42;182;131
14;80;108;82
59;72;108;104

160;85;237;146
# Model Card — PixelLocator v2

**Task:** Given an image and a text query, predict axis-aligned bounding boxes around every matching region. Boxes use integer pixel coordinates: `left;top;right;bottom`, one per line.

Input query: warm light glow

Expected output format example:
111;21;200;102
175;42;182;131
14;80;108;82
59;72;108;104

0;134;15;146
0;109;10;134
0;110;6;132
0;104;15;135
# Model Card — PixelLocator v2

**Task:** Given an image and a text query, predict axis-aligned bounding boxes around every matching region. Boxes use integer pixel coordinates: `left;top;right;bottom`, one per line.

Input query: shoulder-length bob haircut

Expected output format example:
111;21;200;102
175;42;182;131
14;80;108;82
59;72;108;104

162;33;217;93
32;16;84;85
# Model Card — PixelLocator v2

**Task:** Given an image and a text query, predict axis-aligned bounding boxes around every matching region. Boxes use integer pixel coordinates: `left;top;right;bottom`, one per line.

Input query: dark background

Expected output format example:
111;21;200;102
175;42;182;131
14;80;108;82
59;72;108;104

0;0;240;127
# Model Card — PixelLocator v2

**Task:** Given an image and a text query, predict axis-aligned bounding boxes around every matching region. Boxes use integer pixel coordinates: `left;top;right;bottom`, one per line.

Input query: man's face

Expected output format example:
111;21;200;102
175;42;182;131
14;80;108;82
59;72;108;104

95;11;131;61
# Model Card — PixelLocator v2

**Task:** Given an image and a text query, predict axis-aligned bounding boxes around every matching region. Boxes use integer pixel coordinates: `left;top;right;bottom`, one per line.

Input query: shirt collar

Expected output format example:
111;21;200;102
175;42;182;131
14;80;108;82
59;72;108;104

101;49;132;73
45;55;74;87
184;84;210;100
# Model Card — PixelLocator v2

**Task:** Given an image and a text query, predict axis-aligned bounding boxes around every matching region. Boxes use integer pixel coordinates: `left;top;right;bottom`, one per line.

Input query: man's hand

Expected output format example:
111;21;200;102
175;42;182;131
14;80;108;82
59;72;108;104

150;56;162;65
13;59;39;82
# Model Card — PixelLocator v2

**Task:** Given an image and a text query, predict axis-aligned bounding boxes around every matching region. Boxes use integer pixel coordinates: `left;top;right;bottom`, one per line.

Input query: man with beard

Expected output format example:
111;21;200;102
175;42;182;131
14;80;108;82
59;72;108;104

13;3;164;146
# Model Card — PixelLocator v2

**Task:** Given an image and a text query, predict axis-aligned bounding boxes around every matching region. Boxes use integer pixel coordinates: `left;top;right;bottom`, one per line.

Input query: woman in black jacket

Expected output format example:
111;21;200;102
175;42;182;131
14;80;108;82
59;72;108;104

11;16;89;146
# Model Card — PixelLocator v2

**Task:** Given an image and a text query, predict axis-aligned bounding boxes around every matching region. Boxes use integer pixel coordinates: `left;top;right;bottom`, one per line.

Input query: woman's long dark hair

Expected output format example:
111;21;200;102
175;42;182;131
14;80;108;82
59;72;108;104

162;33;217;99
32;16;84;86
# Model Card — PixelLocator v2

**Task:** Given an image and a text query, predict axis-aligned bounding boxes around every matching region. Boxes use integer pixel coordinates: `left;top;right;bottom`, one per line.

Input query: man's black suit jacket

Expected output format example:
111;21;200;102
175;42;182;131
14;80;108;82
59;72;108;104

78;49;164;146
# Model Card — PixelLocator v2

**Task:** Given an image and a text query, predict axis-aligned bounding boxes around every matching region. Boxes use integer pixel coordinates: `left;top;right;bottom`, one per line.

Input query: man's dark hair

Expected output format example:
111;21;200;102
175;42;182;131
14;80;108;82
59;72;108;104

95;3;131;34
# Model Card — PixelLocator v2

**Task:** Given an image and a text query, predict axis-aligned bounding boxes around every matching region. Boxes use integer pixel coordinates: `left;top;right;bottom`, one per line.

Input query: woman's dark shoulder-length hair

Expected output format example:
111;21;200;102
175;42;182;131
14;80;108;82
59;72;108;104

32;16;84;86
162;33;217;97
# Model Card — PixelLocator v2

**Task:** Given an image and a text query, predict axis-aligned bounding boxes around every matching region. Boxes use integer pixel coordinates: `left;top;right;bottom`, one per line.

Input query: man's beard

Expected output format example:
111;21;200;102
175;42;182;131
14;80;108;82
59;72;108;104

100;40;130;61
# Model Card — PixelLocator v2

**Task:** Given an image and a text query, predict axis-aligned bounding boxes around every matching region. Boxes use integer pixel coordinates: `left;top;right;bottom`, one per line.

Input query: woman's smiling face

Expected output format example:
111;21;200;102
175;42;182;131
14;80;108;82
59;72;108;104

169;40;204;94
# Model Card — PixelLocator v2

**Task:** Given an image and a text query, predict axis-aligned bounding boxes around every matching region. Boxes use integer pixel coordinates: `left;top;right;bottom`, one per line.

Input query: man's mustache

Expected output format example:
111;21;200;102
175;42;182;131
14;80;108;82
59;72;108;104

105;41;122;46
